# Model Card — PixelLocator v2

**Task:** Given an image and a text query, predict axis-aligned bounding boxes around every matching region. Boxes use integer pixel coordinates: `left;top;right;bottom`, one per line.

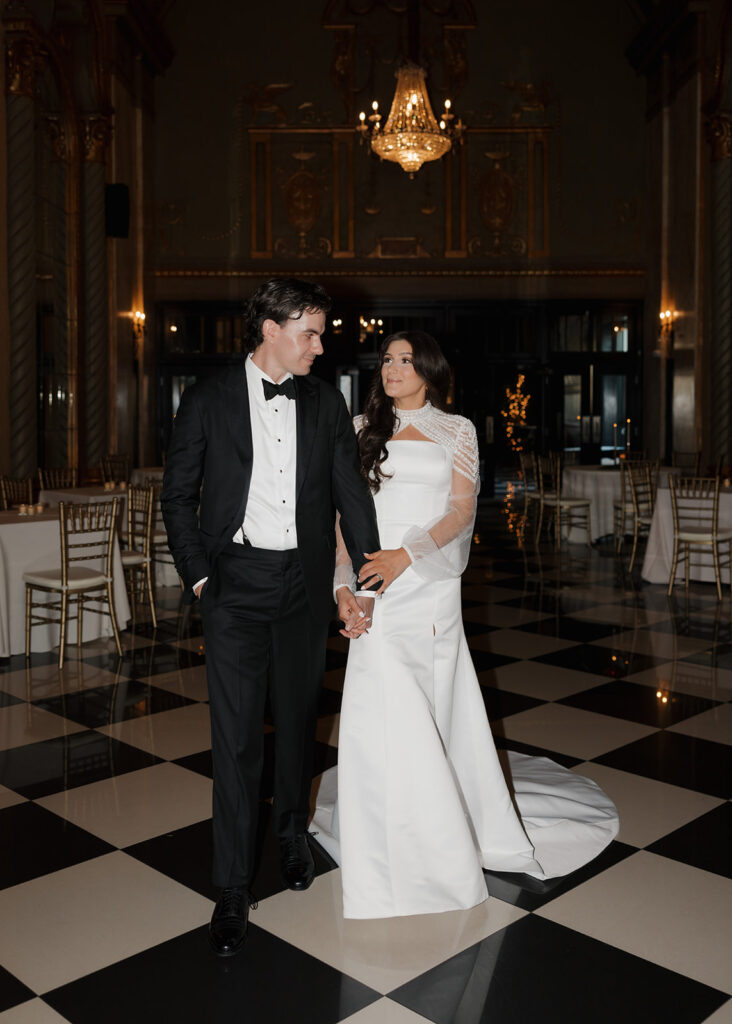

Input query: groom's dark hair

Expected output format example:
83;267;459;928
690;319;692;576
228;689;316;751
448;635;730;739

243;277;332;353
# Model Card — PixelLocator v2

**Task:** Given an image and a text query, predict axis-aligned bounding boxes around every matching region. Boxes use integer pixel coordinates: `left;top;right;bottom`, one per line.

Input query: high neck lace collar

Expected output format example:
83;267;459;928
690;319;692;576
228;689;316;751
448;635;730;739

394;401;433;428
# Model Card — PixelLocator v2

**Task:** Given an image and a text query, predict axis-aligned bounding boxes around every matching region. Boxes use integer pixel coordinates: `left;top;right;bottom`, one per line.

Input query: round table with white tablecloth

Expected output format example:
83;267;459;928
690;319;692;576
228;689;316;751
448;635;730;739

562;464;680;544
641;485;732;586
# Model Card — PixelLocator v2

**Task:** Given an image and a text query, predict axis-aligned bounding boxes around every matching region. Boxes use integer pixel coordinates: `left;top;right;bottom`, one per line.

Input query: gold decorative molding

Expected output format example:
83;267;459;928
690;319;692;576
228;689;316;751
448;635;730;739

707;113;732;161
82;115;112;163
5;36;41;98
367;237;431;259
155;267;646;279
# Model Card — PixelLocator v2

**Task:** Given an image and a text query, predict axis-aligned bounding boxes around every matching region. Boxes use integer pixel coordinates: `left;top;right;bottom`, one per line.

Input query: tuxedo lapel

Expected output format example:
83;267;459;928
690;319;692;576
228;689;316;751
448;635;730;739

295;375;319;499
222;365;254;524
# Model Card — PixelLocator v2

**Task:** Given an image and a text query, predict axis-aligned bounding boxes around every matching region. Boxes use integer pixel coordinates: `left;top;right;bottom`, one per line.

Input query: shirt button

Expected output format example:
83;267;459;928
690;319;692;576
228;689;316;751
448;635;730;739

282;499;286;504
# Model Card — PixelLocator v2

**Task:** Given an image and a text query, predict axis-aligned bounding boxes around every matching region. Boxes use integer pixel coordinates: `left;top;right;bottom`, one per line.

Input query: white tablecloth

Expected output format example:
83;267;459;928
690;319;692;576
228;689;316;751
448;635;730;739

562;466;621;541
131;467;164;486
641;487;732;586
562;465;680;543
0;510;131;658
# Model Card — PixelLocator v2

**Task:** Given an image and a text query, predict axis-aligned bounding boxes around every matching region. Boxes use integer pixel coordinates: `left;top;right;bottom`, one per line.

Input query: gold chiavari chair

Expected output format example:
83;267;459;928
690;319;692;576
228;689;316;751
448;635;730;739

518;451;540;518
668;476;732;600
613;460;635;553
120;485;157;627
537;452;592;547
38;467;78;489
101;453;131;484
0;475;33;510
23;499;123;668
627;462;655;571
149;481;177;584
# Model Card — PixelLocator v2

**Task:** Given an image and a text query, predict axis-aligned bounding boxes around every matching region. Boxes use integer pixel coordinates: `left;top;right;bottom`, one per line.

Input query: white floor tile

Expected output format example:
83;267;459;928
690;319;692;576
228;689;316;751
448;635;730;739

139;664;209;702
0;851;211;992
536;850;732;995
497;702;655;760
667;702;732;745
98;702;211;760
0;663;122;701
254;869;526;995
571;762;724;848
0;785;26;811
462;604;551;628
700;1000;732;1023
0;1000;71;1023
625;661;732;701
569;604;672;626
469;629;576;659
36;762;212;847
479;660;606;700
593;629;713;659
341;998;434;1023
0;705;85;752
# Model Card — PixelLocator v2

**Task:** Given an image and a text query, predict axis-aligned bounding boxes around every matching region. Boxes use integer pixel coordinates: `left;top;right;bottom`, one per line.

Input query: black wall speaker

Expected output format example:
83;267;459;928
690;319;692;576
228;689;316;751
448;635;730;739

105;183;130;238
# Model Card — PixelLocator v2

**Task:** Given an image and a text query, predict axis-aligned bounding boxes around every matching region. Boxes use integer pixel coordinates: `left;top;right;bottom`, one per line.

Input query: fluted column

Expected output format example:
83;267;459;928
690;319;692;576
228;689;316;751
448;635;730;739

708;114;732;462
5;37;38;477
82;115;112;468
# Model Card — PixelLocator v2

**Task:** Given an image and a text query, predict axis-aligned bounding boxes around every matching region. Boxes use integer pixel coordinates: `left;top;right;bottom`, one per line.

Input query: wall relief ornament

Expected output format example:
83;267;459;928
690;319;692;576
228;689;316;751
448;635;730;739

44;115;68;161
274;150;332;258
707;113;732;161
82;115;112;163
5;35;41;98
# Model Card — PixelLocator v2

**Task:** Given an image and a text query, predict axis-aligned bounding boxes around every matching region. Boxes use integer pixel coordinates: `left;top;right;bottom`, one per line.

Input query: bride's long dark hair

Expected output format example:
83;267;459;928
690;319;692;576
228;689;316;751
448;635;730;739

358;330;451;491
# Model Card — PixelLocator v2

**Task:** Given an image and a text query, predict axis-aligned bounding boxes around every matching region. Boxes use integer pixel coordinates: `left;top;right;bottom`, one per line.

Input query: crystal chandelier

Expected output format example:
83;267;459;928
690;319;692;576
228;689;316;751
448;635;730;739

357;64;463;177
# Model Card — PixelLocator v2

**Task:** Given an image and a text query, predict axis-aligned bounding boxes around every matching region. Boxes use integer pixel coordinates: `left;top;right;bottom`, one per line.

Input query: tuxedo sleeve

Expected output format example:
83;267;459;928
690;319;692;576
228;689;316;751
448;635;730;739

331;393;380;588
161;385;211;592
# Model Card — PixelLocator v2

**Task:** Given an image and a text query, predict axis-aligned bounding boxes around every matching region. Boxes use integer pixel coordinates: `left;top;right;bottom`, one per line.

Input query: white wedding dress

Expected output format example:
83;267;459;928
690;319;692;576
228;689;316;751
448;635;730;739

312;405;619;919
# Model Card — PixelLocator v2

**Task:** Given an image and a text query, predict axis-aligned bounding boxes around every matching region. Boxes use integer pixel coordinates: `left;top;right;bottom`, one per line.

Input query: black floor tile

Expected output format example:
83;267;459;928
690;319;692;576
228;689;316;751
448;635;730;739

480;686;543;720
0;731;163;799
534;644;664;679
33;680;196;728
173;748;213;778
0;689;22;708
0;965;34;1014
0;802;115;889
317;687;342;716
595;731;731;800
483;840;637;911
517;617;621;643
558;679;720;728
683;645;732;671
44;924;380;1024
469;649;519;672
325;648;347;671
647;802;731;878
389;914;728;1024
462;619;499;637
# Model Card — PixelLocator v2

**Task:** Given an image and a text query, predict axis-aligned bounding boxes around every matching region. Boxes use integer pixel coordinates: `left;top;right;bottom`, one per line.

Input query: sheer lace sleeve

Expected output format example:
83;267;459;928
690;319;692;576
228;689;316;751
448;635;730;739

401;416;480;581
332;415;365;596
334;511;357;595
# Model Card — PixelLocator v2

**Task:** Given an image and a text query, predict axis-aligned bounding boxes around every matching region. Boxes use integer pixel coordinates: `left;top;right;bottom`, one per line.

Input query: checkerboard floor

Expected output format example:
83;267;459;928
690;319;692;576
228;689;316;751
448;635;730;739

0;505;730;1024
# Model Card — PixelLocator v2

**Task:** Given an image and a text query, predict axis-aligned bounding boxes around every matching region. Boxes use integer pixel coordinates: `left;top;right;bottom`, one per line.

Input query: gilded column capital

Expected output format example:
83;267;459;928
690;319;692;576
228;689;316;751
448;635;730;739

44;116;68;161
707;113;732;161
5;35;41;98
81;115;112;163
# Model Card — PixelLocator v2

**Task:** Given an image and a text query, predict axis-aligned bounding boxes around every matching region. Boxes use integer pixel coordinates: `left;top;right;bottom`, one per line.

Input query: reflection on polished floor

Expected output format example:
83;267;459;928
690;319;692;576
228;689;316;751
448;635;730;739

0;503;730;1024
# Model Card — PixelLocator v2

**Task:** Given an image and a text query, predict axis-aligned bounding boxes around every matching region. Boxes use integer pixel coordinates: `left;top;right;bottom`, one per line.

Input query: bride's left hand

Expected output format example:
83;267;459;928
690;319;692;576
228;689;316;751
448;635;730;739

358;548;411;594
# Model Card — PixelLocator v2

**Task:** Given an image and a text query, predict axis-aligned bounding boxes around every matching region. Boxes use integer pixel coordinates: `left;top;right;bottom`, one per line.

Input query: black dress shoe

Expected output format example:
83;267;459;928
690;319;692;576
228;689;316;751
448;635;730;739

209;887;255;957
280;833;315;891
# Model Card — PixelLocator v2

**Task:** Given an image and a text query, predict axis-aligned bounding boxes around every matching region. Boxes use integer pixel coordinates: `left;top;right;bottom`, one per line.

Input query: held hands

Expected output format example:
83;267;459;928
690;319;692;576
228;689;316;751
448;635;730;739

358;548;411;595
337;589;374;640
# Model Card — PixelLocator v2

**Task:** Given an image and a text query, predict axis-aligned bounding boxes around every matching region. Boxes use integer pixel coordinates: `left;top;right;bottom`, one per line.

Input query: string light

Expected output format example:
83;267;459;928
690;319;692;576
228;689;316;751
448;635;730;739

501;374;531;453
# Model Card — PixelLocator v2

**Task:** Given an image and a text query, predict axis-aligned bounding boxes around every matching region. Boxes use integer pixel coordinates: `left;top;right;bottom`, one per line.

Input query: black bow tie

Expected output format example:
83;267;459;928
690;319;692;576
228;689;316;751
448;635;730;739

263;377;296;401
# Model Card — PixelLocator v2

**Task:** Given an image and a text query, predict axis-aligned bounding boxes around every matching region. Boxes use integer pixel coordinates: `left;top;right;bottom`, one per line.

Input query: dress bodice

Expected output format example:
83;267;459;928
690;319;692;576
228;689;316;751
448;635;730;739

373;441;452;531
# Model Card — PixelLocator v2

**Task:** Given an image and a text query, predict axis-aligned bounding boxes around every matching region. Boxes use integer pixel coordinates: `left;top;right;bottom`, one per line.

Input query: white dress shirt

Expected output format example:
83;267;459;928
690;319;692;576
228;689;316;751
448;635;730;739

233;355;298;550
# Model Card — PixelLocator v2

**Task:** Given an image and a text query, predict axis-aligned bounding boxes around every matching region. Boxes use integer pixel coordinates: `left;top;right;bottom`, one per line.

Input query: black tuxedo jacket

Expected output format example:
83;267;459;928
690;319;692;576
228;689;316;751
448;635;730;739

161;363;380;622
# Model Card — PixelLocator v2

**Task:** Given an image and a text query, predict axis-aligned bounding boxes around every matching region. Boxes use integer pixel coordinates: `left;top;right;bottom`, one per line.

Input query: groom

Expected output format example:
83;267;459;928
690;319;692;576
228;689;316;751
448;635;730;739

162;277;379;957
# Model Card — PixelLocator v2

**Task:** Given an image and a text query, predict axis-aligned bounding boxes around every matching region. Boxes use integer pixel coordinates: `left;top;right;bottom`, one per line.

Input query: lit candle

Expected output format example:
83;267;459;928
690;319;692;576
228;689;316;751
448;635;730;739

626;417;631;452
613;422;617;463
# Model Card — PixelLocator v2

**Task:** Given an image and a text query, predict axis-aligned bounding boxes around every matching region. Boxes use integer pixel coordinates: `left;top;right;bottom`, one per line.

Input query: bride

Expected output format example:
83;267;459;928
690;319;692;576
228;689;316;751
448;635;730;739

312;330;618;920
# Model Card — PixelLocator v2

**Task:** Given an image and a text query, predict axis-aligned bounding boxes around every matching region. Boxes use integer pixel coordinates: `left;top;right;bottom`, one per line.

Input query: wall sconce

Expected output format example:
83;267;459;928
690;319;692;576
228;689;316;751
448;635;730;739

658;309;677;351
132;310;146;339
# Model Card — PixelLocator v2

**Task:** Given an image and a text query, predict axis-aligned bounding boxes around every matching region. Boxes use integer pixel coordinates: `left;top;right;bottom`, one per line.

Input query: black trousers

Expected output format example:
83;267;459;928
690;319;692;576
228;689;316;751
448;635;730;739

200;542;328;888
